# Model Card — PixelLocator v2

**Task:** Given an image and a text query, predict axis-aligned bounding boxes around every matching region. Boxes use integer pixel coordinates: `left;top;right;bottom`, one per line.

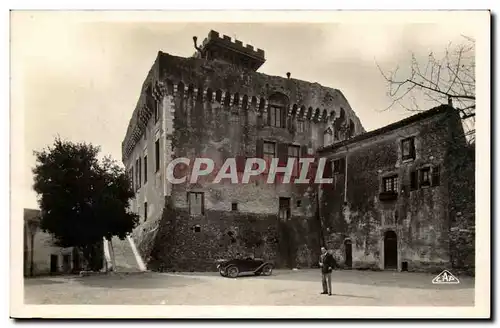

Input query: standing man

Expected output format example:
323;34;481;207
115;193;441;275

319;247;335;296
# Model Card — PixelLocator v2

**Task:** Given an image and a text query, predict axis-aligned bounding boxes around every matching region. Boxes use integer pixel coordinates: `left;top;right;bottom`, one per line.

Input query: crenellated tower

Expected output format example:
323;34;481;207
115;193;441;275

192;30;266;71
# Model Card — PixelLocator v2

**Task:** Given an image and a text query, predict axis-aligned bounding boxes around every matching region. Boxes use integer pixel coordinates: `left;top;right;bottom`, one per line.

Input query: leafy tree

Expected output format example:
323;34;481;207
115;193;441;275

32;137;139;270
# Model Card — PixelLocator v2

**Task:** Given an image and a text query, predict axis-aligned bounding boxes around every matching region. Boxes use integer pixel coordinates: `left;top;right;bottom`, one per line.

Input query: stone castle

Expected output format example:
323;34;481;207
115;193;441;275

120;30;475;273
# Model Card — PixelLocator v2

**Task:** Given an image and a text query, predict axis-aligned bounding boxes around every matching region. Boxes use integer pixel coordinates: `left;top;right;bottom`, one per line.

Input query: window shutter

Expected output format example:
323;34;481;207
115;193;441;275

138;158;142;187
432;165;440;186
155;140;160;171
277;143;288;167
288;116;294;132
282;108;287;128
301;145;309;158
323;159;333;178
144;155;148;183
336;158;346;175
410;171;417;190
409;138;416;159
201;193;205;215
131;166;135;190
321;159;333;190
256;139;264;158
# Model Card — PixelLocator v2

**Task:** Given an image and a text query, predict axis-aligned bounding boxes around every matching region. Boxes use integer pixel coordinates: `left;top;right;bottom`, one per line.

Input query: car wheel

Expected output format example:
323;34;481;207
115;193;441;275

227;266;239;278
261;264;273;276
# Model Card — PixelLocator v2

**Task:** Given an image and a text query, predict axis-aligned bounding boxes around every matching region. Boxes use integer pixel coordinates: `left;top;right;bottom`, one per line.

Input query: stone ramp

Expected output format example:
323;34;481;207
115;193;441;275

109;236;146;273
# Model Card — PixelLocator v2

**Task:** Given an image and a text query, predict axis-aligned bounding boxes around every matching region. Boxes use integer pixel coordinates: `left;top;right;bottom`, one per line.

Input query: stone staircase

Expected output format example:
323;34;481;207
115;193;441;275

106;236;147;273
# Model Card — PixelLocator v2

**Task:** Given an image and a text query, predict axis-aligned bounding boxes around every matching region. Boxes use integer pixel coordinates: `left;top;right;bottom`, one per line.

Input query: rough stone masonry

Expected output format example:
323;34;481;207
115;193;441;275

120;30;474;274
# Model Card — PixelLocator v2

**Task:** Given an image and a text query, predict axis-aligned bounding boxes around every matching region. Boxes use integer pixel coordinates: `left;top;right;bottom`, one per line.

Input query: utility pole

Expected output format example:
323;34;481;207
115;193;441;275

316;185;325;248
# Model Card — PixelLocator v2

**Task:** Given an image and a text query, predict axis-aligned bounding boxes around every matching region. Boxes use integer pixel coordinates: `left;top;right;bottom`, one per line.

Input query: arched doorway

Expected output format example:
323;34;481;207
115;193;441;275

384;230;398;269
344;239;352;269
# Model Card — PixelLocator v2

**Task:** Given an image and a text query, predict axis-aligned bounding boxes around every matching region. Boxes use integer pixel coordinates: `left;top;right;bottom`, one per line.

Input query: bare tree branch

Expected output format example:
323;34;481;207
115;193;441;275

377;35;475;143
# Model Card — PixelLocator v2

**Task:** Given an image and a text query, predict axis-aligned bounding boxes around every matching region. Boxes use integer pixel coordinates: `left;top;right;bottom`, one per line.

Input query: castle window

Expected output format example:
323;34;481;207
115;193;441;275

401;137;416;161
231;202;238;211
155;139;160;172
410;171;418;191
139;158;142;188
263;141;276;174
296;200;302;208
143;154;148;183
144;202;148;222
268;93;288;128
269;105;284;128
230;112;240;125
297;120;304;133
288;145;300;176
419;167;431;187
279;197;291;221
135;158;141;190
383;175;398;193
188;192;205;216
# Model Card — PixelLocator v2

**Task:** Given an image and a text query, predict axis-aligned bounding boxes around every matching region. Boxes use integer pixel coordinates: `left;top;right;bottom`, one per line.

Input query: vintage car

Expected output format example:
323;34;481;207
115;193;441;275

216;256;274;278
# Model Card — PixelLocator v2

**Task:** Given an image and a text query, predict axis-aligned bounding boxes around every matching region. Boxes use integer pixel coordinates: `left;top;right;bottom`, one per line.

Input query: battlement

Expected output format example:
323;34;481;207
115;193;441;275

201;30;265;59
196;30;266;71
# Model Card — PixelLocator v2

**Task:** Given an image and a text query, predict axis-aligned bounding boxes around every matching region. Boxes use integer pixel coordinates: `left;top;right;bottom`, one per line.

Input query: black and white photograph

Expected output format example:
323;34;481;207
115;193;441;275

9;9;490;319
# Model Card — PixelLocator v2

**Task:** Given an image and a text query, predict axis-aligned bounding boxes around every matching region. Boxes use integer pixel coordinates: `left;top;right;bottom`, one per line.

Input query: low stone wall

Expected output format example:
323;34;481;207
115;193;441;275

141;200;320;272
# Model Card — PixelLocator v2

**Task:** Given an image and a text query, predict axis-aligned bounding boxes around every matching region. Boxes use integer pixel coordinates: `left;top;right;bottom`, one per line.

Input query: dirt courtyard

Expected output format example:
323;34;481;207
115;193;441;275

24;268;474;307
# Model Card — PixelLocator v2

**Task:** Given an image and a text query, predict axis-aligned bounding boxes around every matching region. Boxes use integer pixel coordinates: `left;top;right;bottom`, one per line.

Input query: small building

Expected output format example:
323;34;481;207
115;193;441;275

23;208;79;276
317;105;475;273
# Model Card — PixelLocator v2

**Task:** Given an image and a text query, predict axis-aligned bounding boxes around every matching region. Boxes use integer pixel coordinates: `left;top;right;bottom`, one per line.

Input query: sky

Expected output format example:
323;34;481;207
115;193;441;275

11;11;479;209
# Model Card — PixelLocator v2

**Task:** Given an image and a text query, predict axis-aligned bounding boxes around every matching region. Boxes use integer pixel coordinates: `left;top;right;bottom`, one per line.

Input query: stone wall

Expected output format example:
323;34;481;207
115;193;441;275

446;110;475;274
147;199;321;271
319;106;468;273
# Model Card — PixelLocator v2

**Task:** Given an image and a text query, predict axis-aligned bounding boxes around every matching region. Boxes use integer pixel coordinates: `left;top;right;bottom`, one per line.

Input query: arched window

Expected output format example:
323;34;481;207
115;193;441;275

268;92;288;128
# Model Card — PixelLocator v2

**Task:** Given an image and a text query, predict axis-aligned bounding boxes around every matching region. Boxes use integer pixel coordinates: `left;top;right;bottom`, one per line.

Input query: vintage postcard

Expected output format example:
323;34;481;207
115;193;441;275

10;10;490;319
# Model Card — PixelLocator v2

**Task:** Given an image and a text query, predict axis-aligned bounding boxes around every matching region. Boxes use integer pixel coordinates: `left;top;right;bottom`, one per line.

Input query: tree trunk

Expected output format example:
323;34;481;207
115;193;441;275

80;243;104;272
110;238;117;271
